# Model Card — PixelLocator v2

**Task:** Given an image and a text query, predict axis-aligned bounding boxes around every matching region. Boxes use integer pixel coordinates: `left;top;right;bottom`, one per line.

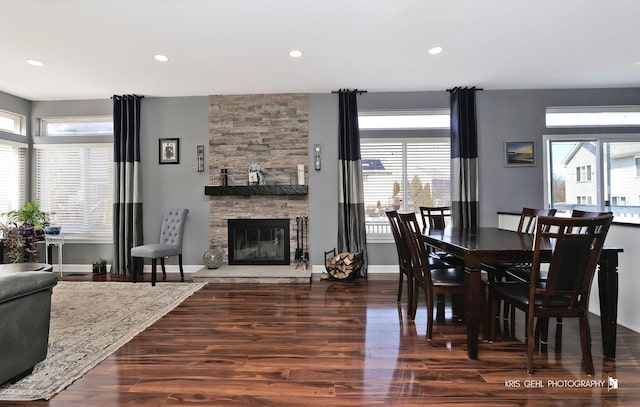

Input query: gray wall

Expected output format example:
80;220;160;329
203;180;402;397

138;96;210;266
2;88;639;331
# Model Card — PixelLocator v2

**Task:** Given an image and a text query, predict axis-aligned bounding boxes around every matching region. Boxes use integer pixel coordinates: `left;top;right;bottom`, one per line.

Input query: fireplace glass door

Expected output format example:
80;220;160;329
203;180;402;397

227;219;290;265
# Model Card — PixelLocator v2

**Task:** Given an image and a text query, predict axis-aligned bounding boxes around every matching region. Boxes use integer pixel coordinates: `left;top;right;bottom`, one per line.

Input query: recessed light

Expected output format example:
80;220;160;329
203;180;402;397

289;50;303;58
154;54;169;62
27;59;44;67
428;46;443;55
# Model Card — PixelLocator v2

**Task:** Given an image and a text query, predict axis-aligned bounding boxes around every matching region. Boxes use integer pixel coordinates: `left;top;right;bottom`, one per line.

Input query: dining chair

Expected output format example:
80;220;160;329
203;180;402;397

385;210;414;312
481;208;556;336
419;206;451;231
418;206;462;268
398;212;465;339
489;213;613;375
130;208;189;286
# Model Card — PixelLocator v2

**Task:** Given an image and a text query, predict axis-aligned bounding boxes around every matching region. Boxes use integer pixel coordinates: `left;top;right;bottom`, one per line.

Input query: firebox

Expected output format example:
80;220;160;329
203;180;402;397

227;219;290;265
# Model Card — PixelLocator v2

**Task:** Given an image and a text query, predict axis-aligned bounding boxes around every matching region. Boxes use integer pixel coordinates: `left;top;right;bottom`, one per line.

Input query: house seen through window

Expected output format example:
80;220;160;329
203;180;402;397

544;106;640;224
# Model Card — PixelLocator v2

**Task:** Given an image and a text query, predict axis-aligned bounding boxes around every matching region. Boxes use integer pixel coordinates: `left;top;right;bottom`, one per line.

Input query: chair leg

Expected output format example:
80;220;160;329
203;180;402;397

132;257;138;283
160;257;167;281
435;293;445;322
178;254;185;282
579;315;595;375
554;318;563;353
526;314;535;374
406;273;414;317
489;294;499;341
397;269;404;303
410;281;418;321
426;287;434;340
151;258;157;287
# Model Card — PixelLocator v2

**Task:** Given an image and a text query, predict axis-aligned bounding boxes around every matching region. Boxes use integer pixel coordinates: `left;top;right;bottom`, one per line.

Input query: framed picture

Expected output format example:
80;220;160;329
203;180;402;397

504;141;535;167
159;138;179;164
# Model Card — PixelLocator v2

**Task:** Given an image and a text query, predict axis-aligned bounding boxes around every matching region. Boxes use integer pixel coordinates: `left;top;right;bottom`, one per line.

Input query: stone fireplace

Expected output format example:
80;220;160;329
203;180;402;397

207;93;309;264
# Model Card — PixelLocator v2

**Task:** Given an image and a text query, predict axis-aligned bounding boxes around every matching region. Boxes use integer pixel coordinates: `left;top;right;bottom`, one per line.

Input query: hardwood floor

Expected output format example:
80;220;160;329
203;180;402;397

4;272;640;406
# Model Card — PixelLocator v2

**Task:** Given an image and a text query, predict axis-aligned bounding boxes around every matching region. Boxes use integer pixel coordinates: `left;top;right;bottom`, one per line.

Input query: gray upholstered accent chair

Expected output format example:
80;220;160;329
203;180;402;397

130;208;188;286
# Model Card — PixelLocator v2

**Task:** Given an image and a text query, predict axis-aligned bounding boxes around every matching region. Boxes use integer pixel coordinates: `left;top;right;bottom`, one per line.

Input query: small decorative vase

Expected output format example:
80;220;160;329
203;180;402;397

203;246;224;269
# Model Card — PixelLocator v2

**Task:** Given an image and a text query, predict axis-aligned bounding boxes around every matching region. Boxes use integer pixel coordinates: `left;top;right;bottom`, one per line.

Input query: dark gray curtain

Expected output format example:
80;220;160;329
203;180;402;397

449;87;479;229
112;95;144;275
337;90;367;277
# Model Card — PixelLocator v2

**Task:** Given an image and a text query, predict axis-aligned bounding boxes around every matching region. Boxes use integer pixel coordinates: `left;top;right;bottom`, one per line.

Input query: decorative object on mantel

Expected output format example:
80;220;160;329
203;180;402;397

297;164;305;185
219;169;228;186
248;163;265;185
202;246;224;269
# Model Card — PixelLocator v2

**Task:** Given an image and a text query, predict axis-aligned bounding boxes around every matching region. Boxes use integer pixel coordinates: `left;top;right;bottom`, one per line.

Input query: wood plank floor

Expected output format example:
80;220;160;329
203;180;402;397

4;272;639;406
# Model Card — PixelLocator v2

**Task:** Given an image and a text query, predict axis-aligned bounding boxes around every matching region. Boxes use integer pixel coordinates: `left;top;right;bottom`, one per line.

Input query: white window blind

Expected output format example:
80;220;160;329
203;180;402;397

0;143;26;222
361;139;450;235
33;144;113;235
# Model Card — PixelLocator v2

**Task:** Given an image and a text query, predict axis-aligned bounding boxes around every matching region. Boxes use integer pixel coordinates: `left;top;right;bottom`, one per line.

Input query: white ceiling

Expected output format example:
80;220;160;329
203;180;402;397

2;0;640;101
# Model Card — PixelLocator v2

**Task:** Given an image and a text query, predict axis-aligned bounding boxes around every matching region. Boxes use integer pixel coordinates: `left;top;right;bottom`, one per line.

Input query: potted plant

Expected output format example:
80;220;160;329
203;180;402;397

92;257;107;274
1;201;52;263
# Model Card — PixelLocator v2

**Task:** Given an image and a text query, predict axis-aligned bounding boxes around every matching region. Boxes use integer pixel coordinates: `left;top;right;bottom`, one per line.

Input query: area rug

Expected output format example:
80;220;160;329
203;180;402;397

0;281;205;401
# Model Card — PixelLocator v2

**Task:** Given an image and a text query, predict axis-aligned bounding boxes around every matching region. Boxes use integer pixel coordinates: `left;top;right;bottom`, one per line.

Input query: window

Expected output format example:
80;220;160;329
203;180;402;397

359;111;450;130
611;196;627;206
0;142;26;222
34;144;113;236
0;109;25;135
576;196;593;205
40;116;113;136
636;157;640;177
545;136;640;224
361;139;451;236
546;106;640;127
576;165;592;182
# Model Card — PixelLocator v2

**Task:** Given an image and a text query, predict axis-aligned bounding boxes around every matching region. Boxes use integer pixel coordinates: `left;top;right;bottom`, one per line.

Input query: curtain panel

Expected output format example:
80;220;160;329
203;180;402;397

112;94;144;275
337;90;367;277
449;87;479;229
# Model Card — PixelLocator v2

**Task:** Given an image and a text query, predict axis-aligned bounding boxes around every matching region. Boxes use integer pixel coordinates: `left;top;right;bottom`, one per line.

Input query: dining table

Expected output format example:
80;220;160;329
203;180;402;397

421;227;623;360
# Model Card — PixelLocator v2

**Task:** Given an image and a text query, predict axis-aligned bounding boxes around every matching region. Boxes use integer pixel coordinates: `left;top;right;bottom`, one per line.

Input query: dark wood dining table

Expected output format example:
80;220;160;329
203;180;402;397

421;227;623;360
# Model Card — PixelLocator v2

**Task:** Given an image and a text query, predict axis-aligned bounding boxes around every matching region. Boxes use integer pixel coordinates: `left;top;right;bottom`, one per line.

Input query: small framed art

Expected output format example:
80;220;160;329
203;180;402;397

504;141;535;167
159;138;179;164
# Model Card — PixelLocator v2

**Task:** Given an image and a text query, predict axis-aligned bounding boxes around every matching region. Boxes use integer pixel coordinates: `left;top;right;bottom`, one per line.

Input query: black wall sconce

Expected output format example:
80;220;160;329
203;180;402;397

197;145;205;172
314;144;321;171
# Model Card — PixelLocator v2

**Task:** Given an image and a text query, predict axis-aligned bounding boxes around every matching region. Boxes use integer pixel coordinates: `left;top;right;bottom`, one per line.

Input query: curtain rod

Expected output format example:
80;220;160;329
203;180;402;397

332;89;368;95
110;94;145;99
446;87;483;92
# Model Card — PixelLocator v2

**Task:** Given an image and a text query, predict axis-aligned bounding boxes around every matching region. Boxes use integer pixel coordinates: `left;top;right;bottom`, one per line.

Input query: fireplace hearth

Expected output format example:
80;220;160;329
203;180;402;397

228;219;290;265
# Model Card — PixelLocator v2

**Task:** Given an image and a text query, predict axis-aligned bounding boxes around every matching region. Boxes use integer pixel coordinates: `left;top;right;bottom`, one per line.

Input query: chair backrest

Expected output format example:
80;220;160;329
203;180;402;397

570;209;613;232
531;214;613;309
159;208;189;247
419;206;451;231
398;212;433;285
385;210;411;271
517;207;557;234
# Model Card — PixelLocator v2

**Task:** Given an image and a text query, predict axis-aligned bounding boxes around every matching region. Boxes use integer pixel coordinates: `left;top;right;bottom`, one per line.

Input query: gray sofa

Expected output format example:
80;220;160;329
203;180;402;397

0;271;58;385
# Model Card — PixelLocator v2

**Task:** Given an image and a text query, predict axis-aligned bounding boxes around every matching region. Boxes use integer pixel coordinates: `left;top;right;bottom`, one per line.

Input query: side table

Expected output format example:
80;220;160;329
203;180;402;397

45;234;65;277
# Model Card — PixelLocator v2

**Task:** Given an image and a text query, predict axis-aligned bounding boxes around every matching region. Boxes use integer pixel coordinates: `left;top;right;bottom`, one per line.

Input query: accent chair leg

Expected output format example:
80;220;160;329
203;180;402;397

161;257;167;280
178;254;185;282
151;258;157;287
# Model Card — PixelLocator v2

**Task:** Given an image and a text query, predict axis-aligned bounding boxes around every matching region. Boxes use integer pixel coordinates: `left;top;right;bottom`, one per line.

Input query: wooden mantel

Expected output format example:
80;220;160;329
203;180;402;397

204;185;308;196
